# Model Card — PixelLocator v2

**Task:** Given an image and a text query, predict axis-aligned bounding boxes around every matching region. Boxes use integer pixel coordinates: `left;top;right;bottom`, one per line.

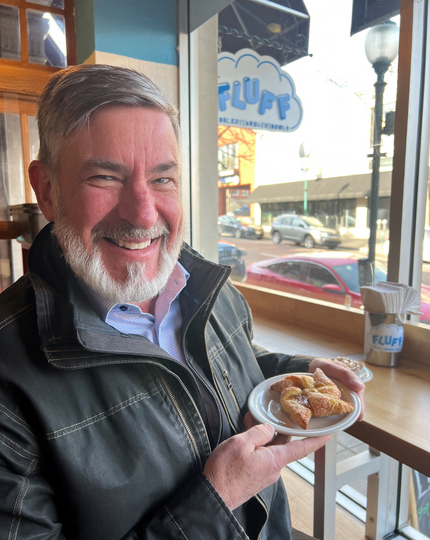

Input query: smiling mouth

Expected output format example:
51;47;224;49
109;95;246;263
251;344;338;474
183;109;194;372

105;237;160;250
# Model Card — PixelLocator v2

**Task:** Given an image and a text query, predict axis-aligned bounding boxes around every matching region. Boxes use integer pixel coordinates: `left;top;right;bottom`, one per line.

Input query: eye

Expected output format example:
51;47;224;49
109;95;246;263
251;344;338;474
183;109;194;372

154;177;171;184
152;177;176;187
90;175;118;181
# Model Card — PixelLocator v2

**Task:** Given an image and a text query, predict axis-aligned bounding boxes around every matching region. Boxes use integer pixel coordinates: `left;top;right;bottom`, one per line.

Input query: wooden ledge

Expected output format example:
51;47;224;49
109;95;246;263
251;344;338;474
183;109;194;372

234;282;430;367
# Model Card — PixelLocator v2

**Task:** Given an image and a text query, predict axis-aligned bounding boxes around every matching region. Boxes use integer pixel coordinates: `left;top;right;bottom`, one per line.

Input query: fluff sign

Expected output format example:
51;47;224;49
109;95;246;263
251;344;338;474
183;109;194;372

218;49;303;132
366;323;404;353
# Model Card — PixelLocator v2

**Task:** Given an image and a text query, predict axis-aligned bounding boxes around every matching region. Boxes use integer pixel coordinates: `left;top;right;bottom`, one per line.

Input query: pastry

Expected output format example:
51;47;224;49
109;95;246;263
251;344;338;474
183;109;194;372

271;368;355;429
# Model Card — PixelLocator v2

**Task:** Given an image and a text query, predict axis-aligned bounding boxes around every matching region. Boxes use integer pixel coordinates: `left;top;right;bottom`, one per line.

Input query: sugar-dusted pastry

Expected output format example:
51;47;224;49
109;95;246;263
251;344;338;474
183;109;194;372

270;373;314;393
273;368;355;429
279;387;312;430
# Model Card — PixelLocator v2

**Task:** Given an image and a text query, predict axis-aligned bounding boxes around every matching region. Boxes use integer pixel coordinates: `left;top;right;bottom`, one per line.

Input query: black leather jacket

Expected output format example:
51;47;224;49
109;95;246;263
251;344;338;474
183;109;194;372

0;225;313;539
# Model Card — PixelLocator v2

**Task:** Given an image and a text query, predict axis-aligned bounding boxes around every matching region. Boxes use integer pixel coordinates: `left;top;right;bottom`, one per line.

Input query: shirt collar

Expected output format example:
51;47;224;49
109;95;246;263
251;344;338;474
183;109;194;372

81;262;190;322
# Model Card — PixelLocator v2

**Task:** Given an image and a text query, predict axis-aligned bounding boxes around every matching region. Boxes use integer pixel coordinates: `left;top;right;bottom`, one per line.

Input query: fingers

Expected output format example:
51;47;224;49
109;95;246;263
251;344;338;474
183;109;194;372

269;434;332;466
244;412;291;445
268;433;292;446
240;421;276;448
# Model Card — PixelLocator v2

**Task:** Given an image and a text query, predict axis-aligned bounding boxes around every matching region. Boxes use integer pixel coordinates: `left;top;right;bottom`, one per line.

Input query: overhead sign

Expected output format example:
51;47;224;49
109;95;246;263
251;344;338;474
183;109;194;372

218;48;303;132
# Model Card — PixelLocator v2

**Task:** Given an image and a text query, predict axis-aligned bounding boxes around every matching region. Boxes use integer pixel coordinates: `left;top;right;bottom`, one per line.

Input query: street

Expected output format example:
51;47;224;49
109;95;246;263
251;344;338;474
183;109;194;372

219;232;430;286
220;233;386;271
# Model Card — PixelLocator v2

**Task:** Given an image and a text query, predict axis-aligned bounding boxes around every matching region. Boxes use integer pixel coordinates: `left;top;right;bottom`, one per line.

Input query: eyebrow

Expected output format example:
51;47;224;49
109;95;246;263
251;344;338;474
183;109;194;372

79;158;129;176
78;158;178;176
149;161;178;175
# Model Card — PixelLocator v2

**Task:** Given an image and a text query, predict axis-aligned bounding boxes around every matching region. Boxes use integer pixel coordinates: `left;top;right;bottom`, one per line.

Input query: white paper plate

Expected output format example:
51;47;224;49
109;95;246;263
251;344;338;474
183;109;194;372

248;373;361;437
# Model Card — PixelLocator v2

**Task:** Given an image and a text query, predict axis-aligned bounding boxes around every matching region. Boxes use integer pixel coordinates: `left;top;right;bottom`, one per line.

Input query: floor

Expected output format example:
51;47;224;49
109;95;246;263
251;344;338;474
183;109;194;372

282;466;370;540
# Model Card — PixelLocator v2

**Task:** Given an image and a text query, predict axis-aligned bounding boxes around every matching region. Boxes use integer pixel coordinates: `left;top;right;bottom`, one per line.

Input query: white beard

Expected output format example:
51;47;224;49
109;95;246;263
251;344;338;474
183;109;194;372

52;215;184;303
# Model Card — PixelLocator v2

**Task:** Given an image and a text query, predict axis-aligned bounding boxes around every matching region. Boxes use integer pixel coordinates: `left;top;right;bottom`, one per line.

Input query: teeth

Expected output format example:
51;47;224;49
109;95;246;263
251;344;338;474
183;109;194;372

110;238;151;250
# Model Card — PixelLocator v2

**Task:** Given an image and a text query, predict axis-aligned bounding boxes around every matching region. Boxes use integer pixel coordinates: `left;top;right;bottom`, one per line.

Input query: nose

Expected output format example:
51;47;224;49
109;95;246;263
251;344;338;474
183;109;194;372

117;179;158;230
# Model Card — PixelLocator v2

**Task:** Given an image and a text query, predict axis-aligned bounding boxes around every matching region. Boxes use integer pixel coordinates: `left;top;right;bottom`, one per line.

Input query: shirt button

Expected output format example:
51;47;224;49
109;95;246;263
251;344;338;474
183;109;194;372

119;305;128;312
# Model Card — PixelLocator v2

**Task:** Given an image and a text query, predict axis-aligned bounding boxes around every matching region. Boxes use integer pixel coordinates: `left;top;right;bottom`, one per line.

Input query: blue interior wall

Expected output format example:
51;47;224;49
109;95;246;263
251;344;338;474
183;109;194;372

92;0;178;66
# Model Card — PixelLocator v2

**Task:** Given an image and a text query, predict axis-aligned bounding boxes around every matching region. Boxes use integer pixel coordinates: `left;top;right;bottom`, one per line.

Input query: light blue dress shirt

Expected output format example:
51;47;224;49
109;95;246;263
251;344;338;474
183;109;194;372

84;262;190;363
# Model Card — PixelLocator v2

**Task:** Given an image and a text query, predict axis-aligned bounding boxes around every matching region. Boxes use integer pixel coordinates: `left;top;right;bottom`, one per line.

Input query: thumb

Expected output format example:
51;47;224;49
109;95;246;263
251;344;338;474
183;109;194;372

240;422;276;448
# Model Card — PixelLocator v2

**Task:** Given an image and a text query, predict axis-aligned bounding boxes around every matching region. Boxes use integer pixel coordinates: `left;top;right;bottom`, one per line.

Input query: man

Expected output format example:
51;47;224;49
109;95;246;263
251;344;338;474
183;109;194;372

0;64;364;539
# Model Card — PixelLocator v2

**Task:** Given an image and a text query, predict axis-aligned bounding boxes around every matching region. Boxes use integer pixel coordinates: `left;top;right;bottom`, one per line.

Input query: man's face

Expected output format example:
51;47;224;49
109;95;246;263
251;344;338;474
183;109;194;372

49;106;184;301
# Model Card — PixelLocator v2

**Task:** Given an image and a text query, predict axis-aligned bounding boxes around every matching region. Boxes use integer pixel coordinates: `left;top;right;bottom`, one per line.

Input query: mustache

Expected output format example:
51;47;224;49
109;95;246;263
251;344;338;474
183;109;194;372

91;222;170;242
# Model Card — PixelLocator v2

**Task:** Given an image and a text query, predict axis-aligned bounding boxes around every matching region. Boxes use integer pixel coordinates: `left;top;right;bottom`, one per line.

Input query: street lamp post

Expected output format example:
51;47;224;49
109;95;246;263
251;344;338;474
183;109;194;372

365;21;399;270
299;142;311;216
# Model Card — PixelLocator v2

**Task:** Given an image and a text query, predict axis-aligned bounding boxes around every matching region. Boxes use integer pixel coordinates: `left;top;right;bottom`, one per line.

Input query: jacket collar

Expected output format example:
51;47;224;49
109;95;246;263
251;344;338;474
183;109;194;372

28;224;230;368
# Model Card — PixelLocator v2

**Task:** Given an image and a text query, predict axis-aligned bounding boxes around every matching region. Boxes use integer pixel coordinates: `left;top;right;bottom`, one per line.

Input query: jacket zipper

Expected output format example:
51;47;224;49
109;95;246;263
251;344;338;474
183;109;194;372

152;364;204;471
221;369;241;413
197;269;243;433
181;267;239;436
256;495;269;540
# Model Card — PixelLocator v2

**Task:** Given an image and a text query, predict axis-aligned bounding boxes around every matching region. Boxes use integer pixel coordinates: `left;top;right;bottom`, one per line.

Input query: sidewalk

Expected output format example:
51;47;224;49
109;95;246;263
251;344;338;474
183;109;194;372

338;233;388;259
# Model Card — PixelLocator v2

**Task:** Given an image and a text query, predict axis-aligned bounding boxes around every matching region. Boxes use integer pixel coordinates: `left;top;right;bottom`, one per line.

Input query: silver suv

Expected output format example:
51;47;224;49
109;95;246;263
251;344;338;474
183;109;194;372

270;214;342;249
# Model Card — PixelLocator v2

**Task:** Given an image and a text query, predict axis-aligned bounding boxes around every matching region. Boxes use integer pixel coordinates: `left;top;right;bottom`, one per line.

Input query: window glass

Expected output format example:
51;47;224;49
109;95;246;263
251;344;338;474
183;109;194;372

28;115;39;162
0;111;26;291
304;264;339;288
335;261;387;293
0;4;21;61
302;216;325;228
292;217;303;227
26;0;65;9
419;158;430;325
26;9;66;67
218;142;238;173
267;261;302;280
404;469;430;538
222;0;398;308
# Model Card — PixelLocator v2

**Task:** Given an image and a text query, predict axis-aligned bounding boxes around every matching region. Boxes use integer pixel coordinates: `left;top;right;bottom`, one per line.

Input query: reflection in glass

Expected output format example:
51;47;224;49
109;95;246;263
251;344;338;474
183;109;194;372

0;112;25;291
408;469;430;538
28;116;40;162
0;4;21;61
26;0;64;9
421;180;430;326
26;9;66;67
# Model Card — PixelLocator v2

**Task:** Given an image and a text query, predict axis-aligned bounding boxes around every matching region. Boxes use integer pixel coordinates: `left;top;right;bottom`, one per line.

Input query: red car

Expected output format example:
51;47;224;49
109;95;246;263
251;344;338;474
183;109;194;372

245;252;430;323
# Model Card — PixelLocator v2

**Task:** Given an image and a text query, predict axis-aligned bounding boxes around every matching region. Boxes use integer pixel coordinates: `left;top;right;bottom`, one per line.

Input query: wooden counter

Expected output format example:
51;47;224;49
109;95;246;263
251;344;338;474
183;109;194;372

346;360;430;478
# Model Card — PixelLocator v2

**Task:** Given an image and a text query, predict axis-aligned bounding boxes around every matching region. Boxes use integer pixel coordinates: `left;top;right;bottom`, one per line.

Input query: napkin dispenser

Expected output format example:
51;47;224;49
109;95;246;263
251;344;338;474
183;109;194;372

364;311;405;367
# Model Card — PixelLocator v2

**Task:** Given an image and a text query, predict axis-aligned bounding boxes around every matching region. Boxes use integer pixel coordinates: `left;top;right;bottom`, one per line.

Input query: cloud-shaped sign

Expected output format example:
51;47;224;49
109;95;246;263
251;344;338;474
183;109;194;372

366;323;404;353
218;49;303;132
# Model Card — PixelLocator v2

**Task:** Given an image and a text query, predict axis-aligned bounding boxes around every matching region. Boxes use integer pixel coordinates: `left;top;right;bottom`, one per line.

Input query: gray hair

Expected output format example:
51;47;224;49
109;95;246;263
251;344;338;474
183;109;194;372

37;64;180;177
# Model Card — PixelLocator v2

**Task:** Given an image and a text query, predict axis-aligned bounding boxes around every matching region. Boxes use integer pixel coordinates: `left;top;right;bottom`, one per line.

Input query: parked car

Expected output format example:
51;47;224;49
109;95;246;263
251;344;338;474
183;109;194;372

228;205;250;217
218;214;264;239
245;252;430;322
270;214;341;249
218;241;246;281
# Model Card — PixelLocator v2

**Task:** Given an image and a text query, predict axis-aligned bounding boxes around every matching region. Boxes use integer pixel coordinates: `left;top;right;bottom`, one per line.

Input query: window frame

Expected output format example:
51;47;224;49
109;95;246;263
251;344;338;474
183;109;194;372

0;0;76;97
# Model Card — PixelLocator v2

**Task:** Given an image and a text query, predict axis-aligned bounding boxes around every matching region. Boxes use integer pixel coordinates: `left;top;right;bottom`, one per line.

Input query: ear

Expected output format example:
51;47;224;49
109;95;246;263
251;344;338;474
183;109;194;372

29;160;55;222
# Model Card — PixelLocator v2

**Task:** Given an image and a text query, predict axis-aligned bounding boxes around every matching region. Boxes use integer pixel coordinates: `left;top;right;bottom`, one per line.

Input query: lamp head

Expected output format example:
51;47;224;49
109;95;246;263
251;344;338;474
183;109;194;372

365;20;399;66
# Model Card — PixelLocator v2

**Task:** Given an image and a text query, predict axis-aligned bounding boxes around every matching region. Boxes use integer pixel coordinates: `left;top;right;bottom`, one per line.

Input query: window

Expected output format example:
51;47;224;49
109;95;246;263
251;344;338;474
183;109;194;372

0;0;74;69
303;264;339;288
218;142;238;173
267;261;302;280
223;0;398;311
292;217;304;228
0;2;74;289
